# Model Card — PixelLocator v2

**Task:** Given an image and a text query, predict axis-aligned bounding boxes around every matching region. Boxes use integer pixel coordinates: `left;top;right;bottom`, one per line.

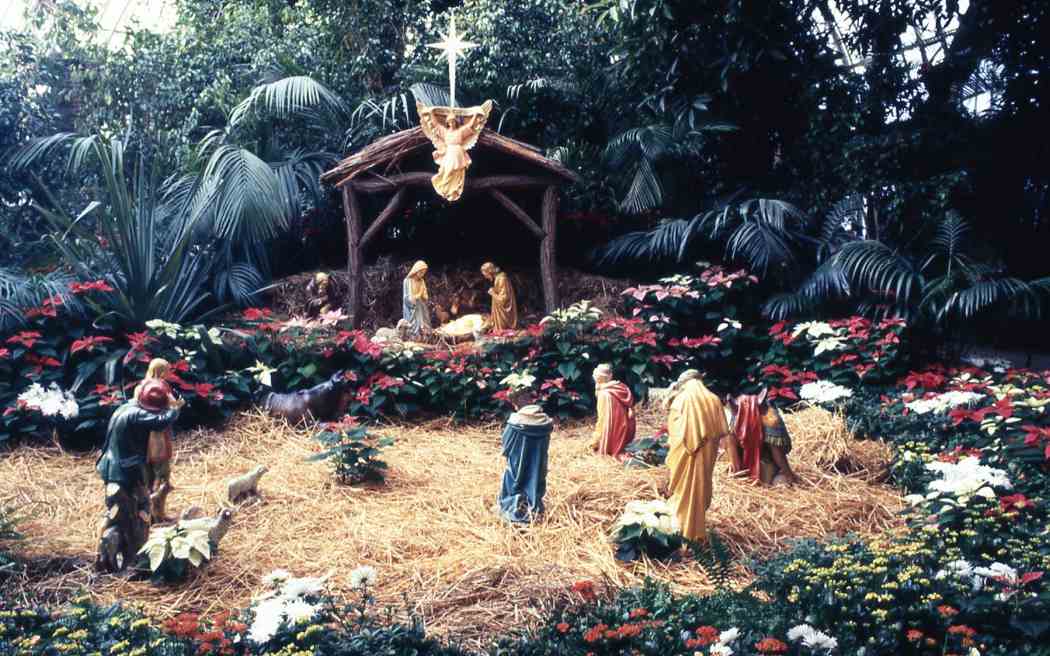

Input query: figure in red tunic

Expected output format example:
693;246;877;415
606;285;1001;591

590;364;636;460
725;388;799;486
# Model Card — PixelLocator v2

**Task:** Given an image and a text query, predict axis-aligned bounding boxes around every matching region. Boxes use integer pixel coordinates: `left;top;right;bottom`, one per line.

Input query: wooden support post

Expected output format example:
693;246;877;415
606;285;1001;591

540;186;559;313
342;185;363;328
489;189;546;240
360;187;408;247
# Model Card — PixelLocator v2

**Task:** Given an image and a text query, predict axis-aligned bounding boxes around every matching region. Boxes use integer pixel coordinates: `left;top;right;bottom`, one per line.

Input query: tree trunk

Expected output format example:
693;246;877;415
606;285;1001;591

540;187;559;313
343;185;363;327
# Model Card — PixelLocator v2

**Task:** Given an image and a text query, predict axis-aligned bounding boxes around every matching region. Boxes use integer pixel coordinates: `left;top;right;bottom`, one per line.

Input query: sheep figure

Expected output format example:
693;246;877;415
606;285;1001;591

178;508;236;548
227;465;269;504
260;370;350;424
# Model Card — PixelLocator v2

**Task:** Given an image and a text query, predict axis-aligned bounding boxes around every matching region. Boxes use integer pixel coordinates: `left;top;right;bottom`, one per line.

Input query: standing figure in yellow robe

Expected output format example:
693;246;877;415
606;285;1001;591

417;101;494;202
664;369;729;543
481;262;518;331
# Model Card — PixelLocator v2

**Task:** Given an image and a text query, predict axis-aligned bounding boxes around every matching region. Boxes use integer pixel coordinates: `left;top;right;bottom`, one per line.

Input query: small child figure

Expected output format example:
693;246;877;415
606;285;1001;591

133;358;185;521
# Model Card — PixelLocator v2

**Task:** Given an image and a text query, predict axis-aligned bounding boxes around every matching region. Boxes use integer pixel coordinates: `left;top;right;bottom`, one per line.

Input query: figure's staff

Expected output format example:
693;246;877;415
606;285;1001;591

427;15;477;108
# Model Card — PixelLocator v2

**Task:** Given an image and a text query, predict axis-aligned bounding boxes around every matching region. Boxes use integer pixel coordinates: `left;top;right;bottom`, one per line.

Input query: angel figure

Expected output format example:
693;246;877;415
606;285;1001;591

417;100;494;202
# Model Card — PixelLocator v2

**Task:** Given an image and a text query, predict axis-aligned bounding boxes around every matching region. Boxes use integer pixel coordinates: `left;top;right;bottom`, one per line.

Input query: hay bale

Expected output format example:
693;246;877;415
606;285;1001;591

0;406;902;648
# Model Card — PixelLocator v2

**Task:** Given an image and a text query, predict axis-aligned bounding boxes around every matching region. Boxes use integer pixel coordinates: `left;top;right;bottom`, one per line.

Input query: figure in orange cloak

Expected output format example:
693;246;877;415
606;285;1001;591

590;364;636;459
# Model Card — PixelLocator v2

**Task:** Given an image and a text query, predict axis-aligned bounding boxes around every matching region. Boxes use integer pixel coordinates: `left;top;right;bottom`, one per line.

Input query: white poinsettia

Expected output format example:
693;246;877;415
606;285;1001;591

18;383;79;420
247;360;278;387
791;321;839;339
905;390;985;415
925;456;1011;501
800;380;853;404
812;336;847;355
717;318;742;332
138;524;211;572
615;499;680;533
499;371;536;391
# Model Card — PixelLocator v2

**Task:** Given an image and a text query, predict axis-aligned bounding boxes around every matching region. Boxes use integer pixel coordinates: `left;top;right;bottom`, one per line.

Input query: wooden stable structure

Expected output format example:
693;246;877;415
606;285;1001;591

320;127;580;327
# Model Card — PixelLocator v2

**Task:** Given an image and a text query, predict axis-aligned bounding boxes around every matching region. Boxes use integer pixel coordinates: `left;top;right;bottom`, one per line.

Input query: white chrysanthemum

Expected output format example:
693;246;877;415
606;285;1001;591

281;576;325;598
925;457;1011;499
799;380;853;404
248;598;285;644
262;569;292;587
718;627;740;644
935;559;974;580
973;562;1018;584
282;598;318;625
349;565;378;589
710;645;734;656
788;624;837;652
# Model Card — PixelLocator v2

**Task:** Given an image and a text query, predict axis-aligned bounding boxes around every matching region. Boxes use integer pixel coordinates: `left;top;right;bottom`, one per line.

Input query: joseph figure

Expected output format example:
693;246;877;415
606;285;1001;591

95;380;180;572
664;370;729;543
497;405;553;524
481;262;517;331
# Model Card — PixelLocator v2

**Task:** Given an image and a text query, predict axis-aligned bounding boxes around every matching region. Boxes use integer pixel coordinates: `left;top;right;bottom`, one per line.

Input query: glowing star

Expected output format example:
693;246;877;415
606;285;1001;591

427;15;477;107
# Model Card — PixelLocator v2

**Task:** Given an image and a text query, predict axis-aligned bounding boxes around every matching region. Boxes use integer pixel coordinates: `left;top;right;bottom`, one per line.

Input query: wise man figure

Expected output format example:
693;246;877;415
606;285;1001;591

664;369;729;543
726;388;799;486
590;364;636;459
402;260;432;340
481;262;517;331
497;403;553;524
95;379;180;572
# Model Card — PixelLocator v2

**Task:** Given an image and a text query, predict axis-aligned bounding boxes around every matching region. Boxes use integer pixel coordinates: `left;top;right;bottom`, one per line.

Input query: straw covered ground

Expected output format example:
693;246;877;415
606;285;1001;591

0;405;903;645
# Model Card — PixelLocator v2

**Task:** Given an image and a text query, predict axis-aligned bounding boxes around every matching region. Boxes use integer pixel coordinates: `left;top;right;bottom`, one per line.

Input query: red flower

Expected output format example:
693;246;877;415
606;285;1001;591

755;637;789;653
768;321;788;336
582;623;607;643
949;397;1013;425
767;386;798;401
69;280;114;294
242;307;272;321
830;353;858;367
24;304;58;319
628;608;649;619
570;580;597;601
937;605;959;617
906;629;924;642
1000;493;1034;512
352;333;382;359
947;625;976;637
70;335;113;354
6;330;42;349
0;348;9;359
355;386;373;404
492;389;512;405
680;335;721;349
556;622;570;634
367;373;402;390
541;377;566;392
693;625;720;646
193;382;216;399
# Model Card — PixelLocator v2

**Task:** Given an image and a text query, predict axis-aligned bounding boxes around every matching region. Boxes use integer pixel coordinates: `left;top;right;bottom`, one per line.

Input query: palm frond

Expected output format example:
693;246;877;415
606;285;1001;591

589;219;695;269
828;241;920;307
229;76;348;128
193;145;288;242
620;158;663;214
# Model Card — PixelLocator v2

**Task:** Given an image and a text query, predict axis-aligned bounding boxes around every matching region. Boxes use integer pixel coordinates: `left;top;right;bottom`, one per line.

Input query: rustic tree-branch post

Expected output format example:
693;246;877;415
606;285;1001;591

342;185;363;326
540;186;559;313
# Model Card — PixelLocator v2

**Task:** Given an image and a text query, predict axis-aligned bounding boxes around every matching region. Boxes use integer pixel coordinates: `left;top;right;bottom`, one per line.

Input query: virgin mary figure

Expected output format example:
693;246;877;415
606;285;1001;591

417;100;493;201
402;260;431;340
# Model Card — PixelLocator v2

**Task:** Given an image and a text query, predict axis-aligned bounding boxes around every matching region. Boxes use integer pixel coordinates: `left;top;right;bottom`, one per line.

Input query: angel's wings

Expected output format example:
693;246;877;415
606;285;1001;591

416;100;494;150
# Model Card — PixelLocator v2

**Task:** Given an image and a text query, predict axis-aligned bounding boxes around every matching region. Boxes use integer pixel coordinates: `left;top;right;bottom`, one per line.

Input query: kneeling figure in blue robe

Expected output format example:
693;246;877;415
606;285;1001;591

497;405;553;524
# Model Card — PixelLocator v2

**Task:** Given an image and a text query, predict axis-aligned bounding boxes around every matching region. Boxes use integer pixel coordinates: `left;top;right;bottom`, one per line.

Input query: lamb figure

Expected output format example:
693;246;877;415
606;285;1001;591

227;465;269;504
178;507;235;547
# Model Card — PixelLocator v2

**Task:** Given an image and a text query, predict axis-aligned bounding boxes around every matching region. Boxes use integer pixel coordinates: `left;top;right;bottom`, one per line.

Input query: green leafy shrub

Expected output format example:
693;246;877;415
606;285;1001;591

309;425;394;485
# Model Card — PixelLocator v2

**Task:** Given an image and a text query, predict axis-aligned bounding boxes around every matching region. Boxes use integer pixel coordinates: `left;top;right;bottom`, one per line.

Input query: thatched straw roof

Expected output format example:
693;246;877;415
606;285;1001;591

321;127;580;189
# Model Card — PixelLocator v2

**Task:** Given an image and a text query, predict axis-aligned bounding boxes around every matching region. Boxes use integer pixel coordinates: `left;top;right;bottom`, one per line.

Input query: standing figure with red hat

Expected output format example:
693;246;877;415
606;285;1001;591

95;376;181;572
133;358;185;522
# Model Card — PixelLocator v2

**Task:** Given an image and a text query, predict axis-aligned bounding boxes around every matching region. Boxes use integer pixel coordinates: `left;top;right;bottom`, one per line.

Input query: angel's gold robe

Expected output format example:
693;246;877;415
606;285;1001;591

666;379;728;542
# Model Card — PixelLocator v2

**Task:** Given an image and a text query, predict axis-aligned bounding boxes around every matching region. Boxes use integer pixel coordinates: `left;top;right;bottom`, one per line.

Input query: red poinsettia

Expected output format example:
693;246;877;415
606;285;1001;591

6;330;42;349
70;335;113;354
999;493;1034;512
241;307;272;321
69;280;114;294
